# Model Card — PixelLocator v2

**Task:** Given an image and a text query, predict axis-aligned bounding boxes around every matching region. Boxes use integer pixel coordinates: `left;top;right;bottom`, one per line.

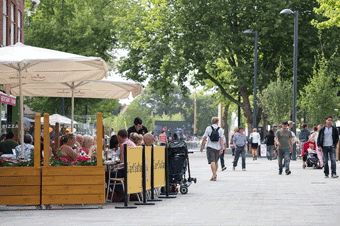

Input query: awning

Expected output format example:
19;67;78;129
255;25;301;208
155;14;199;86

0;91;16;106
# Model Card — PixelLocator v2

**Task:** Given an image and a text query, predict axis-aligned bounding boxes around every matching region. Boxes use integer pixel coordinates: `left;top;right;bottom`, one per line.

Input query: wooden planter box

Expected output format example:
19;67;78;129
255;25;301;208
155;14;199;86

0;167;41;206
41;166;105;205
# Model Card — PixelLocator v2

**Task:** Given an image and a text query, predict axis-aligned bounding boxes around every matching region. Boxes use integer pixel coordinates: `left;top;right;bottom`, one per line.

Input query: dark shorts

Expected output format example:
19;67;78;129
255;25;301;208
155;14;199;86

251;143;258;149
207;147;220;164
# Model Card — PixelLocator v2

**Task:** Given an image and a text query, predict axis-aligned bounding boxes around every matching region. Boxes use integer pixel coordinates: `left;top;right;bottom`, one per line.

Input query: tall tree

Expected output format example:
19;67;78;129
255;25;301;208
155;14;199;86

24;0;120;118
299;52;339;126
313;0;340;28
114;0;326;133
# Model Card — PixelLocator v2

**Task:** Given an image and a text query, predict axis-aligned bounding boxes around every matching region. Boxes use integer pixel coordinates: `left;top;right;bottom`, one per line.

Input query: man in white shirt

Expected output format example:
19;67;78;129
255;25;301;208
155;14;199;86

200;117;224;181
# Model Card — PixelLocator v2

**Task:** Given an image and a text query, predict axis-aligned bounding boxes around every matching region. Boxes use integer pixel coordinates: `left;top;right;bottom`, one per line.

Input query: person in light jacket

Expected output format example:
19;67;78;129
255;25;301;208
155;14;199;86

249;128;261;160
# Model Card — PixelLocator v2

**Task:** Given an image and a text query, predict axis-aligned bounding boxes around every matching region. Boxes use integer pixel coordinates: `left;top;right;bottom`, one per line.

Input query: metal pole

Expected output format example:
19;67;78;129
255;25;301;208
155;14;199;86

62;98;65;116
253;31;258;129
238;95;241;127
292;11;298;161
71;82;74;132
19;70;24;157
194;91;197;135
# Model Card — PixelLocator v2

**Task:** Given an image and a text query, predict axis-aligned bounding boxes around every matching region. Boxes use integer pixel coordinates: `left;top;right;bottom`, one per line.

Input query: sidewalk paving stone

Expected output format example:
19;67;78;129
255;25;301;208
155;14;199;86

1;152;340;226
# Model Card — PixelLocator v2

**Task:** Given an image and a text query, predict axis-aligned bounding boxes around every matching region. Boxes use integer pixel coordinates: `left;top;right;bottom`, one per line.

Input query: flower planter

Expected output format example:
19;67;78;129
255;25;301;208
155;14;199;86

41;166;105;205
0;167;41;206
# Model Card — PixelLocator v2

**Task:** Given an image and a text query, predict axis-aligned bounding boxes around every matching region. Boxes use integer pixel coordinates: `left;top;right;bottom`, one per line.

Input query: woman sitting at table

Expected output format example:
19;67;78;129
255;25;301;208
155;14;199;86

83;135;95;158
129;132;143;146
60;133;80;165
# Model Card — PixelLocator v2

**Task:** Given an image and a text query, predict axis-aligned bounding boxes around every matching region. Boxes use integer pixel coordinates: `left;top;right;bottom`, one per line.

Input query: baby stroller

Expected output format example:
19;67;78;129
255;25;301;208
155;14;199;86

164;140;197;194
302;142;319;169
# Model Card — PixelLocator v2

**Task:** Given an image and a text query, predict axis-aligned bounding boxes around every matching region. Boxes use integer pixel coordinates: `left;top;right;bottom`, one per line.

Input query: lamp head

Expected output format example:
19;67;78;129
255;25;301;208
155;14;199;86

280;9;294;14
243;29;254;34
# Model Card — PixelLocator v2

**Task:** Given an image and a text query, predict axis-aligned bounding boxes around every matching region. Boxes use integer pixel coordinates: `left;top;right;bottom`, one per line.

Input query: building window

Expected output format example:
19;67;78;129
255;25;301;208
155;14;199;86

2;0;7;46
18;11;22;43
10;3;15;45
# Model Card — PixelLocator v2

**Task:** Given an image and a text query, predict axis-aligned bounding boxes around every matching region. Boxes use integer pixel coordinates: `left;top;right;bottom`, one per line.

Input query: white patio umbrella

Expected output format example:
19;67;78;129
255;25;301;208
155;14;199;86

0;42;109;157
7;79;142;130
40;114;78;126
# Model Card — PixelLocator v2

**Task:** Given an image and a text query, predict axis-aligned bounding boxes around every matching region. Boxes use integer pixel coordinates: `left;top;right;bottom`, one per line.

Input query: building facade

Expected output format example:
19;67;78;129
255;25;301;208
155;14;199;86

0;0;25;47
0;0;25;133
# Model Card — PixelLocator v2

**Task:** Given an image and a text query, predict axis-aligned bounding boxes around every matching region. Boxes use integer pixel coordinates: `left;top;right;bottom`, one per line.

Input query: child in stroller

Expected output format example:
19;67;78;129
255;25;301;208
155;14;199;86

302;142;320;169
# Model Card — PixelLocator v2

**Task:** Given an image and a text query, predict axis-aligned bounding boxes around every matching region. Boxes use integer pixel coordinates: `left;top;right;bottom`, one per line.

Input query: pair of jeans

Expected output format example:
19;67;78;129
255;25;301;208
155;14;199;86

219;149;225;168
278;148;290;172
267;145;275;160
322;146;337;176
233;147;246;169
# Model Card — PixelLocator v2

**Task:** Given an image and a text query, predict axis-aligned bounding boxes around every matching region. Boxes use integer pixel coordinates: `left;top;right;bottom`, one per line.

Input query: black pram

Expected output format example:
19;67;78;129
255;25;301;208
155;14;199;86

166;141;197;194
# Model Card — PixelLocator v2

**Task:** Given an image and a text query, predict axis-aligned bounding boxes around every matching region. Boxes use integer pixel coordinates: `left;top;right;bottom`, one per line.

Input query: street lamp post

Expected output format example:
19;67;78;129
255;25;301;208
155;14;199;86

243;29;258;130
280;9;298;160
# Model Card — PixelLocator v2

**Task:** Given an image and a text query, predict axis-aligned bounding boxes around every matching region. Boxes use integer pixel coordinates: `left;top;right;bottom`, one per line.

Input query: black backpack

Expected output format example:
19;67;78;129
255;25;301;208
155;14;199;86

209;126;220;142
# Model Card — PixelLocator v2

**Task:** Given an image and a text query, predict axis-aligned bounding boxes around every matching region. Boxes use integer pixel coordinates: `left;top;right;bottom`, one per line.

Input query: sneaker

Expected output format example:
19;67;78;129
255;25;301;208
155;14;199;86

325;175;329;178
242;169;246;171
286;171;291;175
222;167;227;171
279;170;282;175
331;175;339;178
233;167;235;171
302;164;306;169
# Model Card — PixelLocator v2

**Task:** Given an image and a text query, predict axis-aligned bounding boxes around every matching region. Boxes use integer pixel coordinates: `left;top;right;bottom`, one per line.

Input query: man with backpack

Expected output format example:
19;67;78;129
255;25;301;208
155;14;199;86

200;117;224;181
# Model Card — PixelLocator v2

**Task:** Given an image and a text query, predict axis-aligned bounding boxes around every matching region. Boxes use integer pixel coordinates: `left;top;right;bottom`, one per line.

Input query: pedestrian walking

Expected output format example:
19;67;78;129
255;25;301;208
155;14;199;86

200;117;224;181
219;134;227;171
299;123;310;157
232;126;247;171
249;128;261;160
230;127;239;163
265;130;275;161
283;121;297;167
317;116;339;178
275;121;293;175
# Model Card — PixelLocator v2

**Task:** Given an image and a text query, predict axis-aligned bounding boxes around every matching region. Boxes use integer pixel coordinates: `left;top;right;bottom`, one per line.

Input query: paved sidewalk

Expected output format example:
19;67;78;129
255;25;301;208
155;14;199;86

1;153;340;226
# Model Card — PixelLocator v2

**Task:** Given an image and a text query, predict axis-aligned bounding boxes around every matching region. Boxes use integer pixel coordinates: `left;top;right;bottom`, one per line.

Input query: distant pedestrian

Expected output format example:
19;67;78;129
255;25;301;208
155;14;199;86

110;128;115;137
249;128;261;161
219;134;227;171
159;131;167;146
167;133;173;143
232;126;247;171
317;116;339;178
299;123;310;157
200;117;224;181
275;121;293;175
230;127;239;163
265;130;275;161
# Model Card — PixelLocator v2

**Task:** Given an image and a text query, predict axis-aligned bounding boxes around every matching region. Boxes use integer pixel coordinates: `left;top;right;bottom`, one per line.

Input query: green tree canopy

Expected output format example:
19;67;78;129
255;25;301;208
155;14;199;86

299;52;339;126
313;0;340;29
113;0;332;132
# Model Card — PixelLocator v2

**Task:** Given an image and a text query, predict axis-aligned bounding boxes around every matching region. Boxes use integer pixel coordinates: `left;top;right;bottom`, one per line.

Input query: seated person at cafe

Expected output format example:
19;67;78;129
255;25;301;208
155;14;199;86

75;134;84;153
143;133;155;146
127;117;148;138
0;132;19;155
106;129;136;201
0;133;6;142
129;132;143;146
60;133;80;164
83;135;95;158
110;135;119;151
15;134;34;160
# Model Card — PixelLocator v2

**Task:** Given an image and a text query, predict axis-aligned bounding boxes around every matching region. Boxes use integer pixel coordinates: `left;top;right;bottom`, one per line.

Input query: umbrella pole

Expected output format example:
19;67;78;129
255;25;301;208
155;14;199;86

71;85;74;132
19;69;24;158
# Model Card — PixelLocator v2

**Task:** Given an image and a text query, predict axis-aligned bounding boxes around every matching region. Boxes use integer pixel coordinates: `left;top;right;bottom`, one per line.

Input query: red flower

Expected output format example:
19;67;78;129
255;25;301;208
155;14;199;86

55;157;59;160
0;161;3;164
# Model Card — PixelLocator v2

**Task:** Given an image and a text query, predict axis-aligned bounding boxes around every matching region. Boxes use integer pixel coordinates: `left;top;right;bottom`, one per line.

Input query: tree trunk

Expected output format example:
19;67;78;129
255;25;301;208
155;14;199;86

223;103;229;148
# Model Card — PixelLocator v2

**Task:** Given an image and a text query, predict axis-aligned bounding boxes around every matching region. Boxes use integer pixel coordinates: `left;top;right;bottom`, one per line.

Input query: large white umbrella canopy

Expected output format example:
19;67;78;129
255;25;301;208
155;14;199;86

41;114;78;126
7;79;142;129
0;42;109;157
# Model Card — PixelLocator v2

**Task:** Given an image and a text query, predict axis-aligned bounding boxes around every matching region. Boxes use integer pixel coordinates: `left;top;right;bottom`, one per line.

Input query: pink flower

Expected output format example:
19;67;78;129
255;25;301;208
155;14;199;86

0;161;3;164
